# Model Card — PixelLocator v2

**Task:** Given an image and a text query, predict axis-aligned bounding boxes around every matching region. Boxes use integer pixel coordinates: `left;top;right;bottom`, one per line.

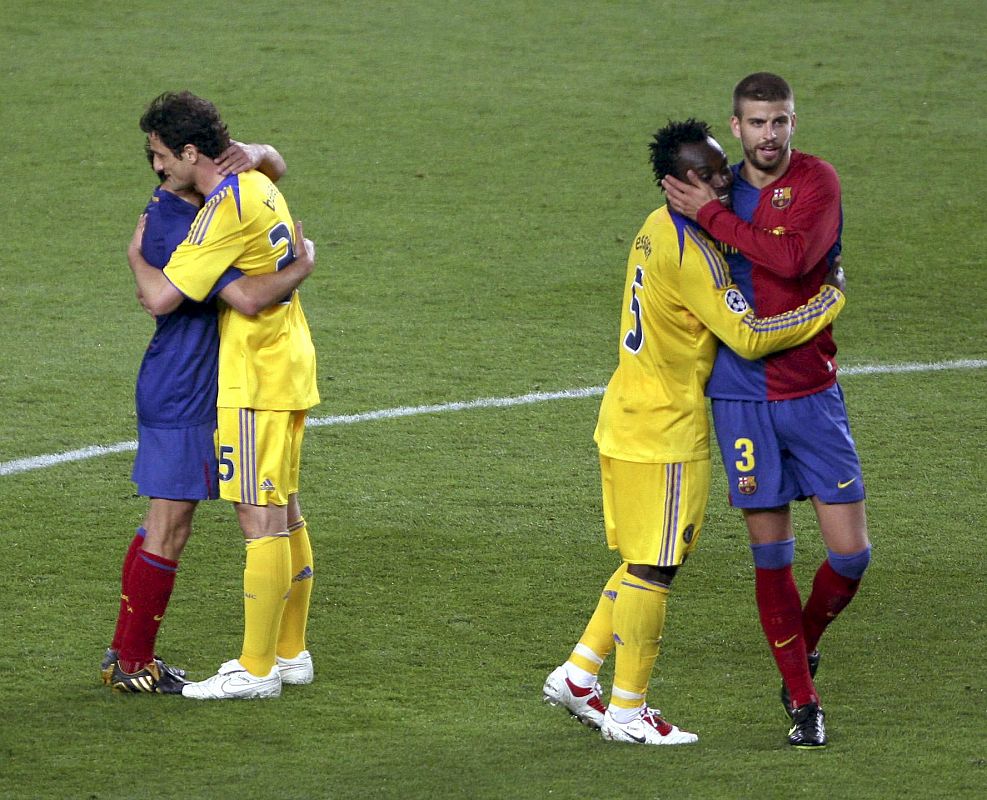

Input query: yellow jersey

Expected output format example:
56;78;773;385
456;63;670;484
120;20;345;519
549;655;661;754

594;207;844;464
164;171;319;411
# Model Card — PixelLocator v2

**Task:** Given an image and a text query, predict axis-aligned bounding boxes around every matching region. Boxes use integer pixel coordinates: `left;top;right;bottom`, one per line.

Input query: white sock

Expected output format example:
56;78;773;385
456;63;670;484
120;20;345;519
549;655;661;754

563;661;598;690
608;702;644;725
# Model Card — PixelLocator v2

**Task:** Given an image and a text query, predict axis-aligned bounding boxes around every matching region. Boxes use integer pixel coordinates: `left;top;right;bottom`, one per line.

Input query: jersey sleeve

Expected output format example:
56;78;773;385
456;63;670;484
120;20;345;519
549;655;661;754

696;160;841;279
164;193;246;302
678;225;845;360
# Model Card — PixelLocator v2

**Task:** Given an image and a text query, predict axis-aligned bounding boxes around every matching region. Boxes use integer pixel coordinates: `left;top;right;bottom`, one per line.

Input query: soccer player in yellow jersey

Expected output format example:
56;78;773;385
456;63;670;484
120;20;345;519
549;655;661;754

127;91;319;699
543;119;847;744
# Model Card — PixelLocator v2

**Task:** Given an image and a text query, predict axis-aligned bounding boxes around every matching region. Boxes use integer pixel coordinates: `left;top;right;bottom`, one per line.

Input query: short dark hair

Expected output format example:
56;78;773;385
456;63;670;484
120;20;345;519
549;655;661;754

732;72;793;116
649;118;713;186
139;91;230;159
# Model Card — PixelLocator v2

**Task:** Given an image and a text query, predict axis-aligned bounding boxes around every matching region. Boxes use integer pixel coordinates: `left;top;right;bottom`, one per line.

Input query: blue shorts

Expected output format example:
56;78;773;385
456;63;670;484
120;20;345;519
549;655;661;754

711;383;865;508
132;420;219;501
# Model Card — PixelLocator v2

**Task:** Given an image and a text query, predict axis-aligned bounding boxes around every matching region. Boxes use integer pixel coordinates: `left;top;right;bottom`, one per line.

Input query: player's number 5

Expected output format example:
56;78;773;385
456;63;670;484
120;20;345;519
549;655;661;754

219;445;235;482
734;438;755;472
623;266;645;354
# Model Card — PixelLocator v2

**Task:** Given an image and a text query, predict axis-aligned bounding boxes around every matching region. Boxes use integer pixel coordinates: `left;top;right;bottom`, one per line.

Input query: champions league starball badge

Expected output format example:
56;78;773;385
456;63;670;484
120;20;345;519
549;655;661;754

724;288;749;314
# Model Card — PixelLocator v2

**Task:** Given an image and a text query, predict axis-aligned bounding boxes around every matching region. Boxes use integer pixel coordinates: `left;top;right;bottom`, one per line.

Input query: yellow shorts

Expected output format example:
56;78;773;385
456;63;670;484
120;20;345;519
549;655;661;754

600;455;710;567
216;408;306;506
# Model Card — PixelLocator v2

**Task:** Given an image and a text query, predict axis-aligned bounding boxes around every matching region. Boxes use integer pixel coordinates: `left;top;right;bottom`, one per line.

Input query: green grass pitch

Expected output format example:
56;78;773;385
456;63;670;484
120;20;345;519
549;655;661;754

1;2;985;798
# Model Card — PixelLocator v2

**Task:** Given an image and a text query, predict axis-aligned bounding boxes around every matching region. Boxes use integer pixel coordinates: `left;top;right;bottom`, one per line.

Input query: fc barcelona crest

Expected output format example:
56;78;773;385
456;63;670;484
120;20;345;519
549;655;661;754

738;475;758;495
771;187;792;209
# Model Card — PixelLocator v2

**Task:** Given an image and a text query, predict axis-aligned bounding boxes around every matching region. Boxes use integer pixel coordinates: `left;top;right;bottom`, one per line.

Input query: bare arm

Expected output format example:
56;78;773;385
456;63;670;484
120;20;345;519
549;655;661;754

219;220;316;316
214;140;287;182
127;215;185;316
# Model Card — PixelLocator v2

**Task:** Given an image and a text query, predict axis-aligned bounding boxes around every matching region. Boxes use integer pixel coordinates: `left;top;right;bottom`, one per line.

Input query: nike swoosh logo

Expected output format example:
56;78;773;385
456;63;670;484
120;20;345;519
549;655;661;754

774;634;798;648
837;477;857;489
153;614;165;621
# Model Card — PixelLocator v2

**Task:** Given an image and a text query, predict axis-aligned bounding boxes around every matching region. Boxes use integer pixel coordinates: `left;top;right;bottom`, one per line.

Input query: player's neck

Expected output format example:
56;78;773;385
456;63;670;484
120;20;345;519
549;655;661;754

194;160;224;197
740;151;792;189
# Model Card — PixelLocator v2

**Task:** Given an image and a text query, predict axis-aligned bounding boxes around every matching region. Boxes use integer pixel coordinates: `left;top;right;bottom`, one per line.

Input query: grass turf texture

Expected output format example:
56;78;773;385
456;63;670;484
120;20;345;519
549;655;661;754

1;1;985;798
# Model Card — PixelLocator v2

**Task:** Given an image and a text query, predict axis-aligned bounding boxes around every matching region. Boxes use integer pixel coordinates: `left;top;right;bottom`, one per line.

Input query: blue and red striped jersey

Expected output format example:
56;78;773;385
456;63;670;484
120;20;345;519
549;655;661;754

702;151;843;400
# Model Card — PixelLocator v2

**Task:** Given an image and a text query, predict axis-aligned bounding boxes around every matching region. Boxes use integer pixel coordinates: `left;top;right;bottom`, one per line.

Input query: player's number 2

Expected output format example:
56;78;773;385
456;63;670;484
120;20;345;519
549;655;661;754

269;222;297;305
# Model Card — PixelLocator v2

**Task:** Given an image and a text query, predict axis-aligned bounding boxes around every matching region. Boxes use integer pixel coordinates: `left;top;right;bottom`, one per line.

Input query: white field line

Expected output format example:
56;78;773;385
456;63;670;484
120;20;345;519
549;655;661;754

2;358;984;478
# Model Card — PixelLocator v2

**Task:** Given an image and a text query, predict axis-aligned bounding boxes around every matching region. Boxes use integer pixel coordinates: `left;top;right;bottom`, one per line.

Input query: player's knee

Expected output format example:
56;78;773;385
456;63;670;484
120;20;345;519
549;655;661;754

827;546;871;580
627;562;677;588
750;537;795;569
287;493;302;521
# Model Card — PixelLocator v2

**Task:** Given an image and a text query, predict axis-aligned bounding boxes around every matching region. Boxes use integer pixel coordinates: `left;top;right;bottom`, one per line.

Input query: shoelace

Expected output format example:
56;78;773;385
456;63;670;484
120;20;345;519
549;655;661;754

641;708;672;732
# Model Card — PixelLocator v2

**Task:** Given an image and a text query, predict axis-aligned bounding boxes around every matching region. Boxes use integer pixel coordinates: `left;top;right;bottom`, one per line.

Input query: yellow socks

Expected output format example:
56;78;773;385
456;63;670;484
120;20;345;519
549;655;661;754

566;562;626;684
609;574;668;714
277;518;314;659
239;534;291;676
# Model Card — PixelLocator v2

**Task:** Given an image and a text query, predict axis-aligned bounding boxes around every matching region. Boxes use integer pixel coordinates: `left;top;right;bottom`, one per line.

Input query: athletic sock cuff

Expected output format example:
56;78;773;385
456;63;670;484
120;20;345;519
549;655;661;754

138;551;179;572
750;538;796;569
827;546;871;580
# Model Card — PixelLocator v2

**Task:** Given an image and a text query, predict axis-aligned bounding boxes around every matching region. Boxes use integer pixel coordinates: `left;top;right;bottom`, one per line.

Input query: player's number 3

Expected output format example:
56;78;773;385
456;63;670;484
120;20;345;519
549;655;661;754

734;438;755;472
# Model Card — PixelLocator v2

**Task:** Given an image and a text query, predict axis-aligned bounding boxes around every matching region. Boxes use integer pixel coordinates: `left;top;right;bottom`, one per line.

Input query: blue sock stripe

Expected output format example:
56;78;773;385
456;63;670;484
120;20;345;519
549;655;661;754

750;538;796;569
827;546;871;579
138;552;179;573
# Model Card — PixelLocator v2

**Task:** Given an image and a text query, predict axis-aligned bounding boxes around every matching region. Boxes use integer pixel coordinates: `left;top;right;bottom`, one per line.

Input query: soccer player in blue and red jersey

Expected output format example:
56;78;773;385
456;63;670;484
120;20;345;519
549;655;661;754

544;119;848;746
663;73;871;748
104;138;316;694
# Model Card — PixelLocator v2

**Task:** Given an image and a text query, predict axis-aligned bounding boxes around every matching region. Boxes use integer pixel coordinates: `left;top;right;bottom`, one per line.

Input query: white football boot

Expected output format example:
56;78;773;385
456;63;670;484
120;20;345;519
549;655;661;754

542;665;606;729
181;659;281;700
276;650;314;685
601;706;698;745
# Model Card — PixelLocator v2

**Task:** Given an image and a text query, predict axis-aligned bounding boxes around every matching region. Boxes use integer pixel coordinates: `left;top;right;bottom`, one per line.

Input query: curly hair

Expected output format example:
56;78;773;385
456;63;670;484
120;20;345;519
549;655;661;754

139;91;230;159
732;72;793;117
648;118;713;186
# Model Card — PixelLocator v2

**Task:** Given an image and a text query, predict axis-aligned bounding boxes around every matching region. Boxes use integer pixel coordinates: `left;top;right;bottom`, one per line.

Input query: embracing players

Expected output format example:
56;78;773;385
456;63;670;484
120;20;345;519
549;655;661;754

105;133;314;694
544;118;847;745
663;72;871;748
127;91;320;699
